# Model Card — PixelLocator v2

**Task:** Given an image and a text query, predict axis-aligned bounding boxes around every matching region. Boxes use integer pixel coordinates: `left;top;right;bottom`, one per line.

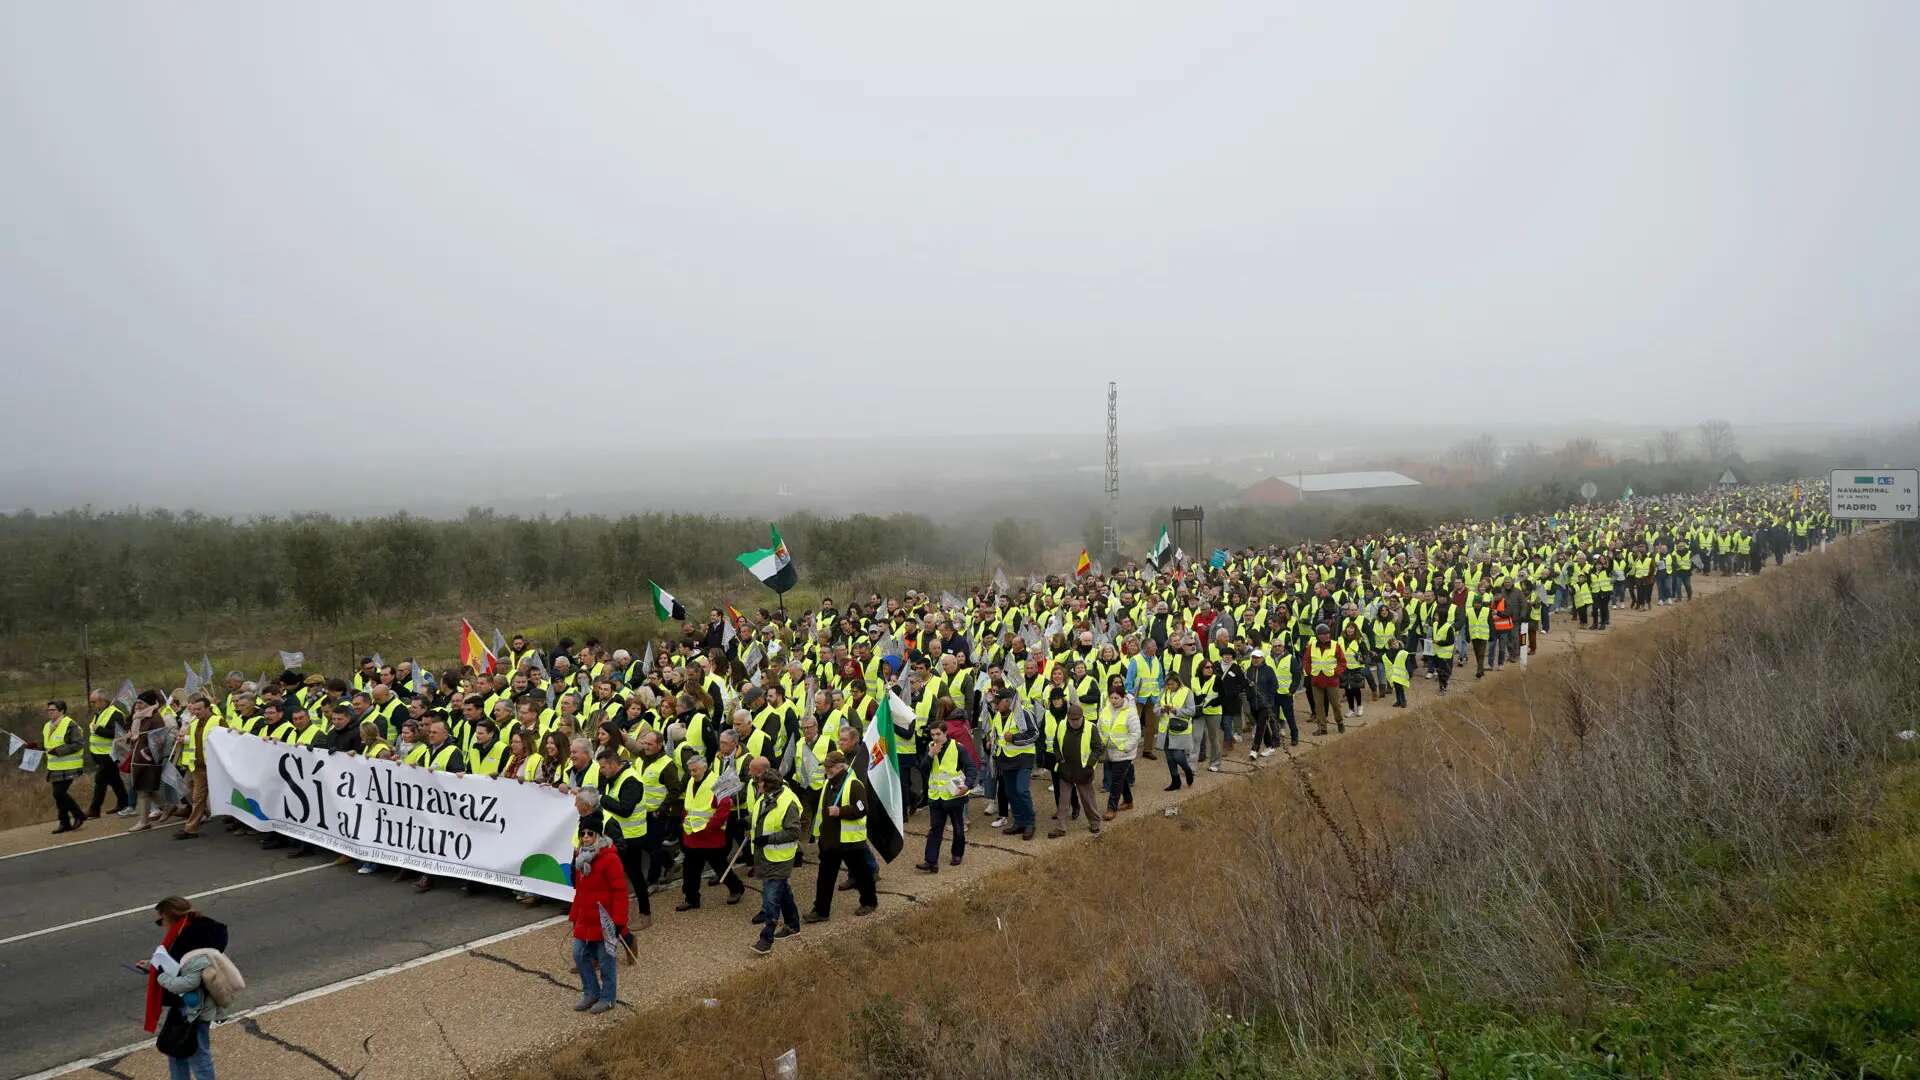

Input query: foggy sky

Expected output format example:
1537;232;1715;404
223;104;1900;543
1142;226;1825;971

2;3;1916;503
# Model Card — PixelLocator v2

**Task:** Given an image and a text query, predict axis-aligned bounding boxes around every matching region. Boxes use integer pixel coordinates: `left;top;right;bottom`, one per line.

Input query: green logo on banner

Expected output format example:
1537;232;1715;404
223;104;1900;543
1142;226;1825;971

229;789;268;820
519;852;572;887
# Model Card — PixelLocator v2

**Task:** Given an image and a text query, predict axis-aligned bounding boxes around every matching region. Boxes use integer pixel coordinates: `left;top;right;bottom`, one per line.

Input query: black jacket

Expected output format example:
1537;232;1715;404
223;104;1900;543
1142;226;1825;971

1246;664;1280;713
1217;665;1249;714
161;915;230;1008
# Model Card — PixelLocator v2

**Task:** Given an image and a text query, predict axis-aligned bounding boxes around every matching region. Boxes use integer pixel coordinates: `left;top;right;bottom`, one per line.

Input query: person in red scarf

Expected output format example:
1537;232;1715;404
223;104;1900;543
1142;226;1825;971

142;896;228;1079
567;813;627;1014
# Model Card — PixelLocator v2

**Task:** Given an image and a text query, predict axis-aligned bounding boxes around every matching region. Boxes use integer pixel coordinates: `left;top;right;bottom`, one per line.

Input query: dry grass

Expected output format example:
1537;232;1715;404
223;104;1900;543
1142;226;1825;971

525;536;1920;1080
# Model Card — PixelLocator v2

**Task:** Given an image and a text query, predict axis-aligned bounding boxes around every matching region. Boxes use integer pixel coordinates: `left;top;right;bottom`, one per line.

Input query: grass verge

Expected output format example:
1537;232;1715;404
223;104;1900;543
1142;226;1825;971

1184;760;1920;1077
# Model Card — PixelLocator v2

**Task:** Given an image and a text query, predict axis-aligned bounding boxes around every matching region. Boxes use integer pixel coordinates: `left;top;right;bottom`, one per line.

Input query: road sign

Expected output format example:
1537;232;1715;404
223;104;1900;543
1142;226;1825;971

1828;469;1918;521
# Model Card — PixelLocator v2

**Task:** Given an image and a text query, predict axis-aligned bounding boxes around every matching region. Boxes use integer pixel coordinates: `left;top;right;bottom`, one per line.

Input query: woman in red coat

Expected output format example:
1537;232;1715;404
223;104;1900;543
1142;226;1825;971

568;814;628;1014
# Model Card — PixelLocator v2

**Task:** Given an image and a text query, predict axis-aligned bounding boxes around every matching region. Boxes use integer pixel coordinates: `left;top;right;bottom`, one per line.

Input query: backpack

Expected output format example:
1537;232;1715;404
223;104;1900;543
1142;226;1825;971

181;948;246;1008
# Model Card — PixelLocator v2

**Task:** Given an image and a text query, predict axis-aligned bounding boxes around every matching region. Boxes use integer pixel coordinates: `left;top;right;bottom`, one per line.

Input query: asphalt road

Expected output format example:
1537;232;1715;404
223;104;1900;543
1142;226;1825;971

0;823;553;1078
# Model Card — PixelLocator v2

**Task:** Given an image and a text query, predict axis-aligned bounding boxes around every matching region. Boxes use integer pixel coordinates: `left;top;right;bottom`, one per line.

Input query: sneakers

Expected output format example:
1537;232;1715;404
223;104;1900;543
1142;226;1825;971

855;904;876;916
1353;705;1364;718
1047;828;1066;839
357;864;377;875
774;924;800;939
750;940;772;956
1260;748;1275;758
990;817;1008;829
804;910;830;924
574;996;595;1012
1206;763;1221;773
588;1000;614;1014
115;807;137;818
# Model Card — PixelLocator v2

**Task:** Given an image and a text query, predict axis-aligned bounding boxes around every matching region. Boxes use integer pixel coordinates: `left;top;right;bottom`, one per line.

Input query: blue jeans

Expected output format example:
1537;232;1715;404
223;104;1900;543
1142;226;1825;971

572;937;616;1005
758;878;800;946
167;1020;214;1080
998;763;1034;829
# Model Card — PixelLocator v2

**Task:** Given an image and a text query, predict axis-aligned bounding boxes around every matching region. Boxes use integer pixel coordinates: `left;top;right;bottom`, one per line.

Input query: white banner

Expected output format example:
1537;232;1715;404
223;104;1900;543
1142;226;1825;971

204;727;578;900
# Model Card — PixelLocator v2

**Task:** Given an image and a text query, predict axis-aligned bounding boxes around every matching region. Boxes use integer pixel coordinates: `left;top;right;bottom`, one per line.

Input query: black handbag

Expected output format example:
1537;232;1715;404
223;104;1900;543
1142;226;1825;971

156;1006;198;1059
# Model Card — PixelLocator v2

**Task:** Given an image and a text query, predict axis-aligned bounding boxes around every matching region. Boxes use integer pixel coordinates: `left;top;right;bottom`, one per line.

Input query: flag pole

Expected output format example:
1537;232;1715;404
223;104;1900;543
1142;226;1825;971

81;622;93;709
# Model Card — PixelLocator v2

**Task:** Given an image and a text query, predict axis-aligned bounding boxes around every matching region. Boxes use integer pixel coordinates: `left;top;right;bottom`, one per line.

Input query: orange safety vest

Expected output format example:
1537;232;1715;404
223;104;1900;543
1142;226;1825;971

1491;596;1514;633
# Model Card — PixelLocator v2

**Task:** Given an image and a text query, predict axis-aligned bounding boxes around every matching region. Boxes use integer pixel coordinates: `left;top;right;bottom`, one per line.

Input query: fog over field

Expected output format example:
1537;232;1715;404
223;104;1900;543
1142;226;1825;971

2;3;1915;517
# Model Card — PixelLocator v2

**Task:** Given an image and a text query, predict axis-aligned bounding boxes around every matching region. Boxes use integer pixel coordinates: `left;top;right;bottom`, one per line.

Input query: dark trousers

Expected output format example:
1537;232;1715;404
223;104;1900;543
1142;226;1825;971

926;798;966;863
635;823;670;886
901;751;927;814
813;845;877;916
87;753;128;815
1248;706;1275;752
612;836;651;916
1103;760;1134;809
1593;592;1612;628
681;845;742;907
1276;693;1298;744
51;777;84;827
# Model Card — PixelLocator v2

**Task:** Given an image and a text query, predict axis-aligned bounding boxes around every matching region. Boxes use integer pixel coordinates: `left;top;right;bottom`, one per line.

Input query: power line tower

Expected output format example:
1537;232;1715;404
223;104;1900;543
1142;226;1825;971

1103;381;1119;563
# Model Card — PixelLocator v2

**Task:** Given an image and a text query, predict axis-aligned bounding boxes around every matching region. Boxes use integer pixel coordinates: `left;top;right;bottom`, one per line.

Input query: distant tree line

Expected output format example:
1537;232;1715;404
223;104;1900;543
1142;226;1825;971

0;508;980;634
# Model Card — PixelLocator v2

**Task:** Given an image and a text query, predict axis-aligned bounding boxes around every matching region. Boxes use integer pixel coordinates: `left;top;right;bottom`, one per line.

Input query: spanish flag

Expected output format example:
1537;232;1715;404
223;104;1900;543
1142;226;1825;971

459;618;496;675
1074;548;1092;578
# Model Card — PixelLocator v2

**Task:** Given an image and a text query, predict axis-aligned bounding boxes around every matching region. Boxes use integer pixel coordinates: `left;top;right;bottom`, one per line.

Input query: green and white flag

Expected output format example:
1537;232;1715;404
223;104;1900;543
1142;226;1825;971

736;524;798;594
1147;525;1172;569
648;580;686;622
858;691;908;862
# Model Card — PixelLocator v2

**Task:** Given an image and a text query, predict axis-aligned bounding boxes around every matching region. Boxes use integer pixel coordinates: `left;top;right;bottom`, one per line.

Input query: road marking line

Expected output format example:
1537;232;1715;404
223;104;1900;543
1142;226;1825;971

12;915;569;1080
0;863;333;948
0;820;184;862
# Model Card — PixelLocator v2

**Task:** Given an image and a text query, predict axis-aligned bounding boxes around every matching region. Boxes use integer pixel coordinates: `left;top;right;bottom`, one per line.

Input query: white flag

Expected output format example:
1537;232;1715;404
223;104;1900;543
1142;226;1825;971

113;679;136;710
640;643;655;674
5;732;21;756
20;748;43;772
279;650;306;669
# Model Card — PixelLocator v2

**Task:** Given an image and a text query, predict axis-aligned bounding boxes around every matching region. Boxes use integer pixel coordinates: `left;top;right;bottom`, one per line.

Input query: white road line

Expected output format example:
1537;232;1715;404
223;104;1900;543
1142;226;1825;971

12;914;569;1080
0;863;333;948
0;819;184;862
